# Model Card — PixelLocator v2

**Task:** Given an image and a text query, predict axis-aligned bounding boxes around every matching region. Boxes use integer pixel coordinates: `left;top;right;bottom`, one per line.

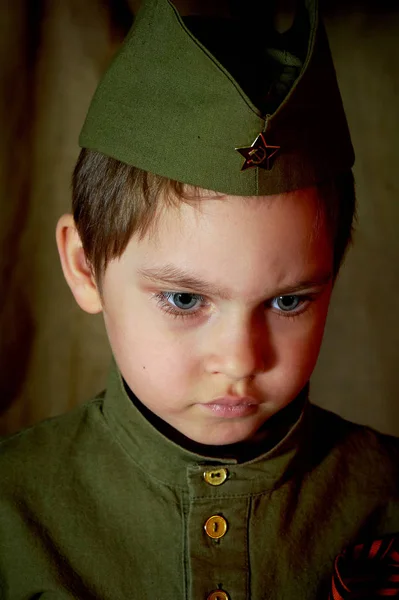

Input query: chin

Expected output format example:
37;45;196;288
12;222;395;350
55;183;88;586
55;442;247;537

193;424;260;447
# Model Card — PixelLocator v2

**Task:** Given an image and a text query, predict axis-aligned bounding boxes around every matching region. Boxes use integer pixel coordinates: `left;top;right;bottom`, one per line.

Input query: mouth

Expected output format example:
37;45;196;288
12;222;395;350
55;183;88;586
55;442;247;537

201;396;259;419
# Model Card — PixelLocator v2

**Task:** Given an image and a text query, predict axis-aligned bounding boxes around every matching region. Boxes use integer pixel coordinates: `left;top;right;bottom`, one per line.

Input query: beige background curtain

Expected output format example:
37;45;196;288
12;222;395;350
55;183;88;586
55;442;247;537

1;1;398;436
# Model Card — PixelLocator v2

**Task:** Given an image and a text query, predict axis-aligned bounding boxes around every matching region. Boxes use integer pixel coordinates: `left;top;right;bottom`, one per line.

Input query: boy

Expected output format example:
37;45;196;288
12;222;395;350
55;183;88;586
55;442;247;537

1;0;399;599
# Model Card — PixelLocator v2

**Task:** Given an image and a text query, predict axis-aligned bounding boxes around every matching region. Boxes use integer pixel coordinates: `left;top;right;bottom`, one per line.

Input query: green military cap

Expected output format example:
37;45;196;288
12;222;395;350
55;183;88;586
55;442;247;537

79;0;354;196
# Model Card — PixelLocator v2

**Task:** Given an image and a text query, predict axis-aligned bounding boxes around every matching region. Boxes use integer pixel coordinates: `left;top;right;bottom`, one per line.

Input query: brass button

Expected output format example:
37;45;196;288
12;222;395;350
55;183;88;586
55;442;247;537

207;591;230;600
203;468;228;486
204;515;228;539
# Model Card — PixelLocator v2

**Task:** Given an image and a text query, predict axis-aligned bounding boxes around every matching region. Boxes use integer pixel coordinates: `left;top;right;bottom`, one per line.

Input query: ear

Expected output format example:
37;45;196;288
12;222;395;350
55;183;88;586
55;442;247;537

56;214;102;314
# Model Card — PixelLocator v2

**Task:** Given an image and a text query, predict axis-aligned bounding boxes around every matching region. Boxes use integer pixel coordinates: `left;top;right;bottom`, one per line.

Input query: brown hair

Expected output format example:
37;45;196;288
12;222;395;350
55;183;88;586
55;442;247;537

72;148;356;283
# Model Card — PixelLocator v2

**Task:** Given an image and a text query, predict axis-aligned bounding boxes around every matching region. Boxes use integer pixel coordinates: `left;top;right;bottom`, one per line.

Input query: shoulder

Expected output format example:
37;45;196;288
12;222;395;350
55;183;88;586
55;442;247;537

308;403;399;454
0;392;108;489
299;404;399;533
307;403;399;490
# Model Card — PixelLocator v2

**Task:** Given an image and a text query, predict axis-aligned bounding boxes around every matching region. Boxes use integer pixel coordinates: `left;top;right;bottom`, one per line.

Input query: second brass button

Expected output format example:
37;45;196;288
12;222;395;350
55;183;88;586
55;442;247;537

204;515;228;539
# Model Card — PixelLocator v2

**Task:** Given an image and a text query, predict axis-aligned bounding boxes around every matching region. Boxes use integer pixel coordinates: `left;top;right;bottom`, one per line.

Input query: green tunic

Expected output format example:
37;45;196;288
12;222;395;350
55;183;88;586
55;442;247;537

1;367;398;600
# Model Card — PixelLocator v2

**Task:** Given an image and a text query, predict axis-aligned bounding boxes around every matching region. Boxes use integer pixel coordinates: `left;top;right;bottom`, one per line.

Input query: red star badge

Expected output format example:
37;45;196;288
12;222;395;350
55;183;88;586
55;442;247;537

236;133;280;171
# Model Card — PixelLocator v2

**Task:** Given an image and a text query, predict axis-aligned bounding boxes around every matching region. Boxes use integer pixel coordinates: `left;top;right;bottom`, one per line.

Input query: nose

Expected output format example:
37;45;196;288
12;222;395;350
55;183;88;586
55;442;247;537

204;315;267;381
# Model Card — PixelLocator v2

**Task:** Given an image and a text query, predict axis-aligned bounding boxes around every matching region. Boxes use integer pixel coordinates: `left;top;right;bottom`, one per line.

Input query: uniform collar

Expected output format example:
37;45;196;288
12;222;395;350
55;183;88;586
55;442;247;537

102;363;310;493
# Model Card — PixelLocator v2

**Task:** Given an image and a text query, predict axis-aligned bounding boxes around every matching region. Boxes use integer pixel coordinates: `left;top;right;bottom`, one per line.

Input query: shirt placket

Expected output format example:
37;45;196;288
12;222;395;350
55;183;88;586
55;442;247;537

186;464;251;600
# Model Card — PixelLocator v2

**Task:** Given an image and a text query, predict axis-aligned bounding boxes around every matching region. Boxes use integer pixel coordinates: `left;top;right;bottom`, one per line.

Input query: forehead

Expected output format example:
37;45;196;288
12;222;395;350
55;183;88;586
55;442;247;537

117;187;332;298
156;184;325;238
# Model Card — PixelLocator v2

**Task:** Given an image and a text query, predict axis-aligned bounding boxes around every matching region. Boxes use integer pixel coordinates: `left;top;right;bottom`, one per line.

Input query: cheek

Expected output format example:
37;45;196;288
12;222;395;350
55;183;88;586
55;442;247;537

270;300;331;378
264;331;324;403
100;275;201;395
106;314;198;389
284;331;323;373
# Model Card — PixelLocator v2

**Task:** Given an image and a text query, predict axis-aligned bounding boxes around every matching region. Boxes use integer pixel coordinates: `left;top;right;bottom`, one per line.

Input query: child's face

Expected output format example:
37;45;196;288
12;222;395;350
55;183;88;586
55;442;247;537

101;188;333;446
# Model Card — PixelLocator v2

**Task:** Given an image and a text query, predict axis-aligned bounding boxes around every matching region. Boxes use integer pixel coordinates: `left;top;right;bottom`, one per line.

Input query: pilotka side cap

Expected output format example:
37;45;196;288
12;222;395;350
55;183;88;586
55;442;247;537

79;0;354;196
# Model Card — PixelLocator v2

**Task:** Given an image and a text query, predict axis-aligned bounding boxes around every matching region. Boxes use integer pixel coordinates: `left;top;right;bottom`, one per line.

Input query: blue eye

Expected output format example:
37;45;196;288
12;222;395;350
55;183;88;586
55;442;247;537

166;292;201;311
271;295;301;312
154;291;206;318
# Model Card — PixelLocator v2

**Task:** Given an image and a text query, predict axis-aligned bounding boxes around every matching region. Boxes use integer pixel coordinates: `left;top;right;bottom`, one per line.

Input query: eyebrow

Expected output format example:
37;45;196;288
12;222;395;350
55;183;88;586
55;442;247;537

138;265;333;299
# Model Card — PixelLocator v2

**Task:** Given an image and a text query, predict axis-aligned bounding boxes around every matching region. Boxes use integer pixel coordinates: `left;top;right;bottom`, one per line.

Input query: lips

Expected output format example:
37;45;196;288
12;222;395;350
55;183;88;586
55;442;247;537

201;396;259;418
207;396;259;407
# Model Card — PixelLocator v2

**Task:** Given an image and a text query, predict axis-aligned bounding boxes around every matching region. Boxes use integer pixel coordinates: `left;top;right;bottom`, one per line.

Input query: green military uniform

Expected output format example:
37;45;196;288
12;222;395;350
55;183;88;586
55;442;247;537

2;1;397;598
1;366;398;599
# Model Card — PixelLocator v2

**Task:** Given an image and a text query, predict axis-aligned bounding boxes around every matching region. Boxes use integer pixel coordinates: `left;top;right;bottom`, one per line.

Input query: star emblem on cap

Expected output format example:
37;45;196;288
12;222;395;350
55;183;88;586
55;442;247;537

236;133;280;171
